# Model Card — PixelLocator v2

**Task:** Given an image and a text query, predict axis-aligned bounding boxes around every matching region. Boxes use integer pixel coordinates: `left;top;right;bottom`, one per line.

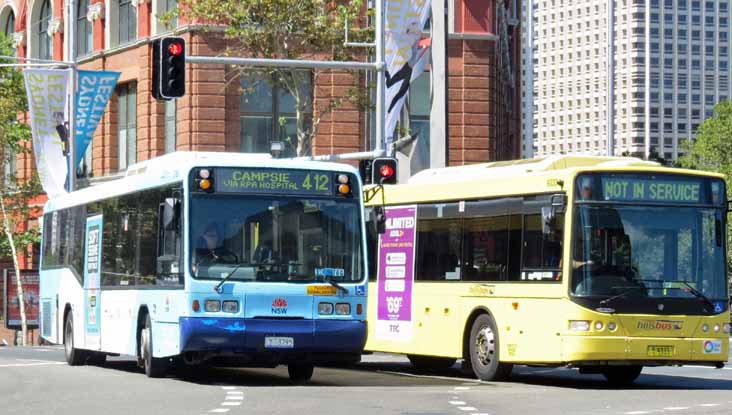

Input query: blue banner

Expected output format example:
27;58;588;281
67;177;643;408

84;214;103;349
75;70;120;167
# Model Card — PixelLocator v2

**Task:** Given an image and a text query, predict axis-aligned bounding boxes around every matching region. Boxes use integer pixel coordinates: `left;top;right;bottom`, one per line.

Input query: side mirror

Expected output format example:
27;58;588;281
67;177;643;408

161;198;180;231
370;206;386;234
541;206;555;237
550;193;567;214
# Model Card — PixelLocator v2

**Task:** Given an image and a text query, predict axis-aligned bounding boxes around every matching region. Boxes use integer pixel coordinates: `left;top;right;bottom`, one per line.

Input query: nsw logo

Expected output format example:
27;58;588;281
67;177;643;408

271;298;288;315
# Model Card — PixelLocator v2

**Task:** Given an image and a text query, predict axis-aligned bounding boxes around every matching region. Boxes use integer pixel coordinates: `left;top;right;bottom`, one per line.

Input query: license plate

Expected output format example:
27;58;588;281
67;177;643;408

265;336;294;349
647;345;674;357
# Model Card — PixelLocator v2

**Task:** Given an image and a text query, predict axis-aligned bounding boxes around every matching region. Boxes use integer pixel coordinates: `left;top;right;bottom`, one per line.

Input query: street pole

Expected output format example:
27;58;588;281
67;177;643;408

375;0;386;155
606;0;615;157
67;0;77;192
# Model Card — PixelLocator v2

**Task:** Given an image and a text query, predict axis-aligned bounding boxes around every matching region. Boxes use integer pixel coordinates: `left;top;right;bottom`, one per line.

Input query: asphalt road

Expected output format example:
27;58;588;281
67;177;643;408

3;346;732;415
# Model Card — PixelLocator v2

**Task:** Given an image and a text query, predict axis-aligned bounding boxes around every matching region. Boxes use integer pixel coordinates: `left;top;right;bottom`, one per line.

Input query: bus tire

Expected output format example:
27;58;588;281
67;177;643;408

468;314;513;381
407;355;457;371
287;363;314;383
602;365;642;386
140;314;169;378
64;313;87;366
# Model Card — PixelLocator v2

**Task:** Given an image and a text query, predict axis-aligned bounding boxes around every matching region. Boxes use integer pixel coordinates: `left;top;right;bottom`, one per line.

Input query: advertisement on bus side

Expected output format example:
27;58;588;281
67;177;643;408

375;205;417;342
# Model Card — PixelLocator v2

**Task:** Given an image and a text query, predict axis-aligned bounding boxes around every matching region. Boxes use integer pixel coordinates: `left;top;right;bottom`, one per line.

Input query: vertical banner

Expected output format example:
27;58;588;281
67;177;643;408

74;71;121;167
83;214;103;349
384;0;432;147
3;270;40;330
375;205;418;341
23;69;69;198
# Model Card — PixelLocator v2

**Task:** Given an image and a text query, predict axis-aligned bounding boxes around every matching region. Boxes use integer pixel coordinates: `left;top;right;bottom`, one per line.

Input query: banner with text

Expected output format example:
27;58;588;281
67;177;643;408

375;205;417;342
3;270;39;330
384;0;432;147
74;71;120;167
23;69;69;198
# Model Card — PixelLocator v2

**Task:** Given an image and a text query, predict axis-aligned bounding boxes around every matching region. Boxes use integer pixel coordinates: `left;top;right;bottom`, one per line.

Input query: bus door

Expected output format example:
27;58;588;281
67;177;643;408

83;214;103;350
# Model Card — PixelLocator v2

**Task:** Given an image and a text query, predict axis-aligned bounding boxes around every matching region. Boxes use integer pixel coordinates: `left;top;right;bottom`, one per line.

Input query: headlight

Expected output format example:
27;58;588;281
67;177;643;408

724;323;732;334
713;324;721;332
594;321;604;331
569;320;590;332
204;300;221;312
702;324;709;332
222;300;239;313
607;322;617;331
318;302;334;315
335;303;351;315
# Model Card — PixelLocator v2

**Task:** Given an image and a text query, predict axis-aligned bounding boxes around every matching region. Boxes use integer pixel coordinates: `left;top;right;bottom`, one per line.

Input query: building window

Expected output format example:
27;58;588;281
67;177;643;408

408;72;430;176
2;146;16;188
2;10;14;41
34;0;52;60
117;0;137;46
164;99;176;153
117;83;137;170
76;0;92;57
239;72;312;157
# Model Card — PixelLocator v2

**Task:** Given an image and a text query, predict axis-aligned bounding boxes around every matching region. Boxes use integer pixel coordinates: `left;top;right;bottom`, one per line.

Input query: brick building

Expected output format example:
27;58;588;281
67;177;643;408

0;0;521;333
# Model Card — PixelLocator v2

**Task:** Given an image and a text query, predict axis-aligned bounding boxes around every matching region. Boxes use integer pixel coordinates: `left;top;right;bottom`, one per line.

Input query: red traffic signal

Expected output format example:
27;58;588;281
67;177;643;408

372;158;398;185
168;42;184;57
152;37;186;100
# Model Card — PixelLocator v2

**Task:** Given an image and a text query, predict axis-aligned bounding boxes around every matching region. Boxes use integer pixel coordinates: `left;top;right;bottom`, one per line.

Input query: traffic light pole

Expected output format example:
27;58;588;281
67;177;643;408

66;0;78;192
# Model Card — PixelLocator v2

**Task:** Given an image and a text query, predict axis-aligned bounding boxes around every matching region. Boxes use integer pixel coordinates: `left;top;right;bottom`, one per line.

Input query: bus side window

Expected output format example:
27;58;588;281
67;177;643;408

157;194;182;285
520;195;564;281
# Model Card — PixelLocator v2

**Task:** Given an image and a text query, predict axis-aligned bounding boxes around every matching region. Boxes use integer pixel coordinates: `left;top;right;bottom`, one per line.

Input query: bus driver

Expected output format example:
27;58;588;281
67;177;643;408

193;222;238;271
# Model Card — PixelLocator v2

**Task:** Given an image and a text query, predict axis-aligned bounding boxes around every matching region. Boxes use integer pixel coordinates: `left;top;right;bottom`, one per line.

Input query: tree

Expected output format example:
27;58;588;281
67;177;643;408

679;100;732;265
0;35;43;346
174;0;371;156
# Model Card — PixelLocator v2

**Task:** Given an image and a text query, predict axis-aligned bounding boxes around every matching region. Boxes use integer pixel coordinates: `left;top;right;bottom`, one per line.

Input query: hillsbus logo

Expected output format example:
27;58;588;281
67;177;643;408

271;298;288;315
636;320;683;330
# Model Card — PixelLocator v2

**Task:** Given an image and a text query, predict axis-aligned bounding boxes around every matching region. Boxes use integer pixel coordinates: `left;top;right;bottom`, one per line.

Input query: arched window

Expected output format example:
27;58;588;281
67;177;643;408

35;0;52;59
2;10;14;39
117;0;137;46
76;0;92;56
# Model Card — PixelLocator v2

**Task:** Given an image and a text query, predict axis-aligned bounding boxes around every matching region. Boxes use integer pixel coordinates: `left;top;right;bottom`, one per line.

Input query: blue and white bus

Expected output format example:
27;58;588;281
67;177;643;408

39;152;368;380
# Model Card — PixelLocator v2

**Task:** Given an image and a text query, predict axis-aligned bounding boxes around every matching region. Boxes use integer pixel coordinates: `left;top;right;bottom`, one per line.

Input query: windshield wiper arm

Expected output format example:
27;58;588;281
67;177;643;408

316;275;348;295
599;285;645;307
678;281;716;311
214;264;243;293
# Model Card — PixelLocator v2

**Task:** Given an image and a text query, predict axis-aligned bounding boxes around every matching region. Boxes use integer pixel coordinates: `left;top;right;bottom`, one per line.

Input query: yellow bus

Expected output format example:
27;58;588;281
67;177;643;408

364;155;730;385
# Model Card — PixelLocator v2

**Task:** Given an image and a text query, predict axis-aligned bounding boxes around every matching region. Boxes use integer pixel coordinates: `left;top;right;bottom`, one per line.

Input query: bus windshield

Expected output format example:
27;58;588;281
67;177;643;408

571;204;727;306
190;194;363;283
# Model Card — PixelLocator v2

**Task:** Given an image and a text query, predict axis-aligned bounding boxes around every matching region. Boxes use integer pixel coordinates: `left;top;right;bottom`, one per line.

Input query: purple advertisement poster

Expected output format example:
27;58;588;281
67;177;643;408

375;205;417;341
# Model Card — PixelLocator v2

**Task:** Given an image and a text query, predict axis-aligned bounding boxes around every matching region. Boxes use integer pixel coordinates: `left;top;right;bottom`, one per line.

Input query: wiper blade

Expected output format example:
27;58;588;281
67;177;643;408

598;285;646;308
316;275;348;295
214;264;243;293
678;281;716;311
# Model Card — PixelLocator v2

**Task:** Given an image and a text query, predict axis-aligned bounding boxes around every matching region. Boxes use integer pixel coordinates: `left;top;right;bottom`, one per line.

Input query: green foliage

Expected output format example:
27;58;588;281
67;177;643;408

680;100;732;267
174;0;372;156
0;34;43;259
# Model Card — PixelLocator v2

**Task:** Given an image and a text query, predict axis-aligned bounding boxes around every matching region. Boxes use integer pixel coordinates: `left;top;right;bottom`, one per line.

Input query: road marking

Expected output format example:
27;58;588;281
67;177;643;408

450;401;466;405
624;412;651;415
226;391;244;395
699;404;720;407
208;410;229;413
225;396;244;400
458;407;477;411
663;408;689;411
0;362;65;367
221;402;242;406
455;386;471;390
221;386;237;390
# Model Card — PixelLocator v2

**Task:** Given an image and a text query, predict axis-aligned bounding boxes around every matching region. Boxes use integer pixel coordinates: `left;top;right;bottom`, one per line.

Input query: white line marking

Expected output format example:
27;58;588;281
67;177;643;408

226;391;244;395
624;412;651;415
221;386;237;390
221;402;242;406
458;407;477;412
699;404;721;407
450;401;466;405
209;410;230;413
471;413;491;415
225;396;244;400
663;408;689;411
454;386;471;390
0;362;65;367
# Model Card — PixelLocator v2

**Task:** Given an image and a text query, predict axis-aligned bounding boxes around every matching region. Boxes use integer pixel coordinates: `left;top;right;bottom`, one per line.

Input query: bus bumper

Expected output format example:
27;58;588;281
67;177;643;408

561;335;728;366
179;317;367;357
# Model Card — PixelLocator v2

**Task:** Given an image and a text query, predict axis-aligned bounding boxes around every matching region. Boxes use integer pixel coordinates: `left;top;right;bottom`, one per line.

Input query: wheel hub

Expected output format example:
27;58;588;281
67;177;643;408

475;325;495;366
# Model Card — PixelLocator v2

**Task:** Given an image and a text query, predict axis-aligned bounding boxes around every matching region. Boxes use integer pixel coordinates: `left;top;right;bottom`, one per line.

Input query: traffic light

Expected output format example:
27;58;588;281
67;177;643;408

372;157;397;185
152;37;185;100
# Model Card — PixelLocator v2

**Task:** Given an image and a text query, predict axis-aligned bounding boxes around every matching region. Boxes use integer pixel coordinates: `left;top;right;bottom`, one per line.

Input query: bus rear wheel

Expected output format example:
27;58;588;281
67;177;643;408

407;355;457;372
468;314;513;381
64;313;87;366
287;363;314;383
602;366;642;386
140;314;169;378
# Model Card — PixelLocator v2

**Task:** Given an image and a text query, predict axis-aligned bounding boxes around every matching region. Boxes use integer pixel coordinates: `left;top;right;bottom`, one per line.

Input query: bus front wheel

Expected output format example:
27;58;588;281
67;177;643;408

468;314;513;381
287;363;314;383
64;313;87;366
602;366;642;386
140;314;169;378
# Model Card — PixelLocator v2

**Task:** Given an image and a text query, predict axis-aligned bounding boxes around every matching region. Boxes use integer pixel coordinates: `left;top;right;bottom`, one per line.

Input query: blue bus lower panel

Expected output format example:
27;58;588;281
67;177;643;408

179;317;367;357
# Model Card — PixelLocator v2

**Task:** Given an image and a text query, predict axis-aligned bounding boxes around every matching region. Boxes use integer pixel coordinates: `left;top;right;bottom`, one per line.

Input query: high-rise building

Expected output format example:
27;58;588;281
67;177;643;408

522;0;732;160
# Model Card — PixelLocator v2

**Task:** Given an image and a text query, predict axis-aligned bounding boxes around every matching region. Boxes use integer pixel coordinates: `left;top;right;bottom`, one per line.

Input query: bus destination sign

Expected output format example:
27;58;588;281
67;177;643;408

601;177;702;204
215;168;333;196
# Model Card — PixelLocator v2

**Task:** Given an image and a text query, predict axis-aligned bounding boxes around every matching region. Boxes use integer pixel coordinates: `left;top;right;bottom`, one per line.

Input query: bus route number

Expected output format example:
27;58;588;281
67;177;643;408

301;173;329;192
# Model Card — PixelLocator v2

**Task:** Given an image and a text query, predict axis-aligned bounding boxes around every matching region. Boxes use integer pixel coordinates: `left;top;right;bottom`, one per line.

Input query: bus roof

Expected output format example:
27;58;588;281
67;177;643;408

367;155;724;206
45;151;359;212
